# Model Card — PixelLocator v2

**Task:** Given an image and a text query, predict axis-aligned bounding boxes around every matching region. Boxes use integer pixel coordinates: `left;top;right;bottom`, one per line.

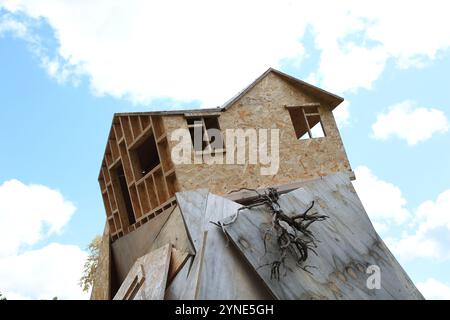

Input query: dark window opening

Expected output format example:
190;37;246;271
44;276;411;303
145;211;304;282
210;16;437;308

288;106;326;140
186;116;224;152
115;164;136;225
188;117;208;151
135;134;160;176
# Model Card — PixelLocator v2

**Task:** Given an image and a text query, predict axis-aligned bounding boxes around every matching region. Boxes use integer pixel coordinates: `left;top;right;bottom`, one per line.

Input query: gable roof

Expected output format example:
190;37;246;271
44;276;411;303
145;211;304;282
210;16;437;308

221;67;344;111
114;67;344;118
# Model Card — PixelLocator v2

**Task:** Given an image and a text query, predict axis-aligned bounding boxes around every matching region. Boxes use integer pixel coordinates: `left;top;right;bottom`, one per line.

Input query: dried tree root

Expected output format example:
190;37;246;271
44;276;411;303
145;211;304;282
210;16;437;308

216;188;328;280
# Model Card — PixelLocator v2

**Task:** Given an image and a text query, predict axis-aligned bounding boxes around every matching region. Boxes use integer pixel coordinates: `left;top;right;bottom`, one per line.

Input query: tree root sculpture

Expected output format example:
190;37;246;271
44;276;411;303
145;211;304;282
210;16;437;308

217;188;328;280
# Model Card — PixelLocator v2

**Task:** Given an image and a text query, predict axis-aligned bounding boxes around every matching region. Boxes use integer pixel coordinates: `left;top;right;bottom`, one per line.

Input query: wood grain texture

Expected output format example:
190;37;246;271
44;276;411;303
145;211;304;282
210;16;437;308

176;188;209;252
168;247;190;285
136;243;172;300
164;71;353;197
149;206;195;255
113;261;145;300
180;232;208;299
197;193;272;299
165;255;193;300
221;173;424;300
111;206;174;284
114;243;172;300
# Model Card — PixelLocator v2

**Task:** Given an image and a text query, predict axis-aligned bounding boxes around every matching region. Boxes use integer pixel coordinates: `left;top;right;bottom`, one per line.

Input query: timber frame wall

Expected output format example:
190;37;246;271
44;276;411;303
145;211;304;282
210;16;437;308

98;114;179;242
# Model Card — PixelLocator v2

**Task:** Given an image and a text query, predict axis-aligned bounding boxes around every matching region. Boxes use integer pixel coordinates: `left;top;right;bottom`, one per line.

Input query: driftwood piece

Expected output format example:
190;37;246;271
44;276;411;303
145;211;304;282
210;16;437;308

220;173;424;300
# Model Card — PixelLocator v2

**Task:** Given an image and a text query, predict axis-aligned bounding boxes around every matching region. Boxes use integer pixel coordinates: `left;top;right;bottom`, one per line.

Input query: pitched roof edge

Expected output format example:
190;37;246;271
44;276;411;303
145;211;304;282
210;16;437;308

222;67;344;110
113;67;344;118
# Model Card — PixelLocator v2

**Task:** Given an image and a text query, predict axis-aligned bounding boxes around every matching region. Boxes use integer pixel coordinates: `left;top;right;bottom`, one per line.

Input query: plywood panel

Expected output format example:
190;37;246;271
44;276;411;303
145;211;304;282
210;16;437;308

150;206;195;255
113;122;123;141
137;181;151;215
165;256;193;300
197;193;272;300
140;115;151;130
152;115;165;139
119;116;133;146
168;248;190;285
145;176;159;209
114;243;172;300
129;184;142;220
129;116;142;140
221;173;424;300
175;189;209;252
111;206;174;284
118;141;133;184
163;71;353;196
154;168;168;203
180;232;208;299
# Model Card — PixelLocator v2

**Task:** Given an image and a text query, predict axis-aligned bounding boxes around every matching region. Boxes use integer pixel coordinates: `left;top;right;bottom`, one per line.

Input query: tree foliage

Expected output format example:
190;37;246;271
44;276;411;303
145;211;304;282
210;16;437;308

0;292;6;300
79;235;102;293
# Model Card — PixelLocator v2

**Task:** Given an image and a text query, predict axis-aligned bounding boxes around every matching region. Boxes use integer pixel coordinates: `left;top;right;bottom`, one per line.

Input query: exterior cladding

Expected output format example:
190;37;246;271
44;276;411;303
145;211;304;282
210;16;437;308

163;72;352;195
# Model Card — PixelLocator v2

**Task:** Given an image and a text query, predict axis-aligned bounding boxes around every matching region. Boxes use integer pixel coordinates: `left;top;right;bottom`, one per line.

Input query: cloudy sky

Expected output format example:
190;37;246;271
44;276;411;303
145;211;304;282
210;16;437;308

0;0;449;300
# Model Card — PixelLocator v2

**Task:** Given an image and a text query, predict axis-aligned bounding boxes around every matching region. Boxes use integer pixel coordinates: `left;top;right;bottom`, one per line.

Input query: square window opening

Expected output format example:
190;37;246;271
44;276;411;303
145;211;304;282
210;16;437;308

135;134;160;176
288;106;326;140
186;116;224;152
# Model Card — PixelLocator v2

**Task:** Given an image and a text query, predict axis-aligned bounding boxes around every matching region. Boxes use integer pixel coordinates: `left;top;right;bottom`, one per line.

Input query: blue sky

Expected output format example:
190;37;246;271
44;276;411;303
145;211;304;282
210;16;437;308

0;1;449;300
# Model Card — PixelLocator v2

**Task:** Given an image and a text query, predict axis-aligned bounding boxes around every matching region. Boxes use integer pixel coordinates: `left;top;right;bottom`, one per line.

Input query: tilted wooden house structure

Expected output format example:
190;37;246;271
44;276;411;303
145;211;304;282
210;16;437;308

91;68;423;300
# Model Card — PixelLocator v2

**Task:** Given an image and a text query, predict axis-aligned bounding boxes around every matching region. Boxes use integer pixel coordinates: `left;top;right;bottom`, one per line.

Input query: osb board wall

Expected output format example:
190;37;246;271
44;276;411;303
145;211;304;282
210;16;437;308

163;72;352;195
90;226;111;300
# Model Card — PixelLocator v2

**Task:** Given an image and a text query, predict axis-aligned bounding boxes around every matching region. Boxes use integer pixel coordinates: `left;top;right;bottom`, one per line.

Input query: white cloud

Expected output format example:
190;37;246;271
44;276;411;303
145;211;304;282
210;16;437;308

1;0;450;106
310;43;388;94
0;13;26;36
306;0;450;93
0;179;87;299
353;165;450;263
417;278;450;300
333;100;351;128
387;189;450;261
0;243;89;300
371;100;449;145
353;166;411;229
0;179;76;257
385;233;442;261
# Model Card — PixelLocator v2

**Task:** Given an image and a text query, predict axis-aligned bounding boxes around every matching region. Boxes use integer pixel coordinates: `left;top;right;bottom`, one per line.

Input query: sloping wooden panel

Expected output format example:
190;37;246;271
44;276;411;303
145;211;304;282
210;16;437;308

176;188;209;252
180;232;208;299
168;247;190;284
221;173;424;300
196;194;272;299
113;243;172;300
113;259;146;300
149;206;195;255
165;256;194;300
111;206;174;283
